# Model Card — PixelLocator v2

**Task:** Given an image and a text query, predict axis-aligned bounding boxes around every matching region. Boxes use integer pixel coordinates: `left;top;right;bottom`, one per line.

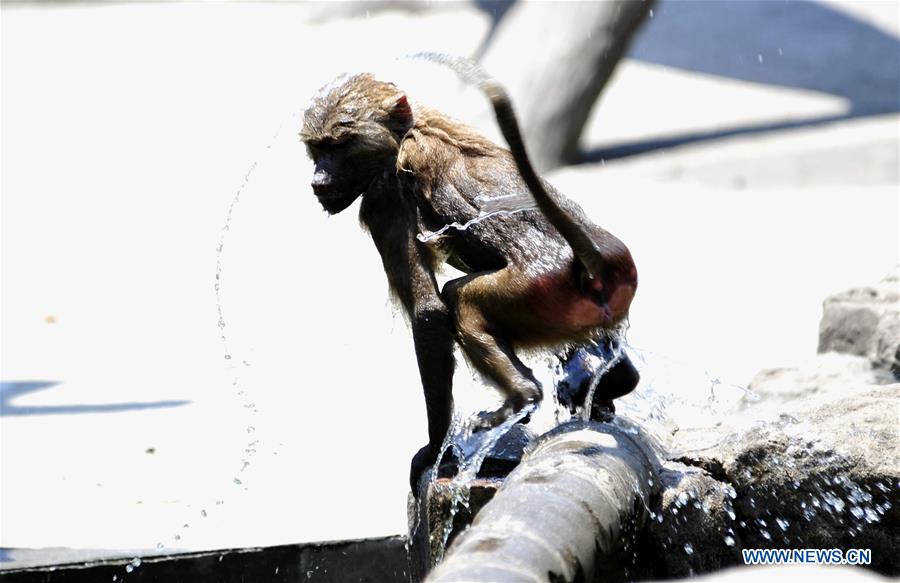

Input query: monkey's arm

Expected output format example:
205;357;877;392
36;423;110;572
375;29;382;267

365;206;455;490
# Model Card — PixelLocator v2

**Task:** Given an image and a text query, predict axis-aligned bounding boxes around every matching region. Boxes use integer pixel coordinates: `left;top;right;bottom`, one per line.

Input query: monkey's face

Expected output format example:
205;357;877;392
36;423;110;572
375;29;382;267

304;128;402;215
305;141;366;215
301;74;414;215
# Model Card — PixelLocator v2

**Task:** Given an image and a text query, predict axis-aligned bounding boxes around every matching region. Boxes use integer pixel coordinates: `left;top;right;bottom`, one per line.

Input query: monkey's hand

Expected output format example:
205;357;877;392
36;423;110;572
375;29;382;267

409;444;439;495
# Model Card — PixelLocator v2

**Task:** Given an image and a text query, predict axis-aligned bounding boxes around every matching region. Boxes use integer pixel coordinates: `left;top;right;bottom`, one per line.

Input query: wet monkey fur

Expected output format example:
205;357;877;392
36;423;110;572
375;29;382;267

300;55;639;492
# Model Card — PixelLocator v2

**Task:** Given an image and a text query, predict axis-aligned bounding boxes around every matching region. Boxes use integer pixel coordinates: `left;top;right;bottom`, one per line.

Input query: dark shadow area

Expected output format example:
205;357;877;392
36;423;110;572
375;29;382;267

471;0;516;61
584;0;899;161
586;112;852;162
631;0;899;115
0;381;189;416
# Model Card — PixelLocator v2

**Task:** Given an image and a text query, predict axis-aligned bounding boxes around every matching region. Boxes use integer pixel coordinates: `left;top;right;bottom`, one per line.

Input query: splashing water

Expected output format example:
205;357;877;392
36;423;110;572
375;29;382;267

610;343;760;458
429;403;536;561
580;339;628;422
416;191;536;242
119;109;301;574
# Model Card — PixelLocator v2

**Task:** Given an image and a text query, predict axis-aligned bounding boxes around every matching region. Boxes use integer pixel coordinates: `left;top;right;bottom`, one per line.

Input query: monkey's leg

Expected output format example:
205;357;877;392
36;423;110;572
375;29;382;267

445;270;543;428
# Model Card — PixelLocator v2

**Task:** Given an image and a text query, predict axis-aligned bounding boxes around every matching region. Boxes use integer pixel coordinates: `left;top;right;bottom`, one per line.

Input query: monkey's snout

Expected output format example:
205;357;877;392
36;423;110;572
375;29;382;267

311;168;333;197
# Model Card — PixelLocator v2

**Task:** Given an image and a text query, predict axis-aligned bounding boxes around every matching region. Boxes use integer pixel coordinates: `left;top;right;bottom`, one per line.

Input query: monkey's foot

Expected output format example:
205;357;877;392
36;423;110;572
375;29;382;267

471;399;538;434
471;408;510;432
590;399;616;422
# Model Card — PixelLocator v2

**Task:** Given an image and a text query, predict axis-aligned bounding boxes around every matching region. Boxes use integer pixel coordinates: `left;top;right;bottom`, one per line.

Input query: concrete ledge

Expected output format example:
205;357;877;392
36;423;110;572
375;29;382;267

0;537;408;583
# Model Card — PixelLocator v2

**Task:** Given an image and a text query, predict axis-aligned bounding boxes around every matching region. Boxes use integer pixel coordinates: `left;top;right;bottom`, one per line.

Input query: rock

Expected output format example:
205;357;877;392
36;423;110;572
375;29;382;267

635;463;742;579
818;268;899;375
747;352;894;408
642;385;900;578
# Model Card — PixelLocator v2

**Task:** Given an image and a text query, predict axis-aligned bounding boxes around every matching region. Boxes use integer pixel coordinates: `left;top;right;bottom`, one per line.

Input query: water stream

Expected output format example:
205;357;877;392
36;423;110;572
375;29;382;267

417;191;536;242
119;111;298;580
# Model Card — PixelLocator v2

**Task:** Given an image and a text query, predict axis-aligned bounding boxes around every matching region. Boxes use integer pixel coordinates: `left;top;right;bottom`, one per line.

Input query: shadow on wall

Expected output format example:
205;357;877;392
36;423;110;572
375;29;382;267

0;381;190;416
587;0;899;160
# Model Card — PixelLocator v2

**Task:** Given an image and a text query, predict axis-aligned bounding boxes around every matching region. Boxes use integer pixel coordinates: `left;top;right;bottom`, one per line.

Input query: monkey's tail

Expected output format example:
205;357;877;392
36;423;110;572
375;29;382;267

409;52;606;280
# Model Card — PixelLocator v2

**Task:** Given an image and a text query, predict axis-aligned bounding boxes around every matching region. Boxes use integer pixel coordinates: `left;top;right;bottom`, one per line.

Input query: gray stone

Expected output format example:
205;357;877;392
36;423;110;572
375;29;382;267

747;352;894;408
637;463;742;579
642;385;900;578
818;268;900;375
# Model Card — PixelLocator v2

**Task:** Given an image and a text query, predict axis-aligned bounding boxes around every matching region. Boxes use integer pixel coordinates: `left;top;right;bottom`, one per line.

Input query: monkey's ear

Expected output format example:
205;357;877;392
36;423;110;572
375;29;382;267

389;96;413;125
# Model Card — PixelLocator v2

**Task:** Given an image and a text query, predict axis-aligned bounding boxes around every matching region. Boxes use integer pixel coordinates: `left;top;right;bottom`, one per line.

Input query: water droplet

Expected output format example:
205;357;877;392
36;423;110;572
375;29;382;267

224;354;232;360
724;535;735;547
233;477;243;486
823;492;845;512
683;543;694;555
174;535;181;541
649;8;654;17
125;565;134;574
757;54;764;63
727;509;736;520
761;529;771;541
155;543;165;550
776;518;789;531
201;509;208;518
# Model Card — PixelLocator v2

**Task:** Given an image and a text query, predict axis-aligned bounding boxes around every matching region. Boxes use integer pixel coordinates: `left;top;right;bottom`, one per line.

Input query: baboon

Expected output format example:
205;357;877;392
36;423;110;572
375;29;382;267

300;58;638;491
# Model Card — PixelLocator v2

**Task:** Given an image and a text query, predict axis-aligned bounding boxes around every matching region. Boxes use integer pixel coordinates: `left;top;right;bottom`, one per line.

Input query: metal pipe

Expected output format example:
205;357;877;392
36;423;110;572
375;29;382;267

426;420;660;582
